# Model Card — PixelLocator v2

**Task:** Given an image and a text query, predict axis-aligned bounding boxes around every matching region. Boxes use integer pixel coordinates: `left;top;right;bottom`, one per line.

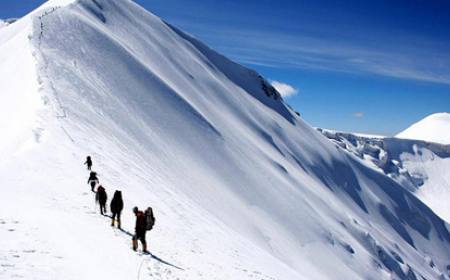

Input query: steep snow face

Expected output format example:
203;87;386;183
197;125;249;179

397;113;450;145
0;16;42;160
320;129;450;222
2;0;450;279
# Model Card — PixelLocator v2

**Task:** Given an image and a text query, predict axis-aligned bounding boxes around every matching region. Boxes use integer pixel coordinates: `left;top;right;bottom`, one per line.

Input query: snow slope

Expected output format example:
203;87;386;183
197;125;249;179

1;0;450;279
397;113;450;145
320;128;450;222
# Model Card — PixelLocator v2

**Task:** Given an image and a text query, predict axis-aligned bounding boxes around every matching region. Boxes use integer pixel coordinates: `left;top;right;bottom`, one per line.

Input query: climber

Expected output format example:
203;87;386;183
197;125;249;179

84;156;93;170
96;185;108;215
87;171;99;192
110;191;124;229
132;207;148;253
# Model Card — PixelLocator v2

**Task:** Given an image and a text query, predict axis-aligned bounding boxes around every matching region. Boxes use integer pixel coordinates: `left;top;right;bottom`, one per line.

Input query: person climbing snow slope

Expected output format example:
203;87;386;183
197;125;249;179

96;185;108;215
110;190;124;229
132;207;148;253
84;156;93;170
87;171;99;192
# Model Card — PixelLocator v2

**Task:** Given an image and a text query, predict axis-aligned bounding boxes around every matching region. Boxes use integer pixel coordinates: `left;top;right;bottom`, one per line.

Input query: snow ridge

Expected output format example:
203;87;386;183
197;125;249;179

397;113;450;145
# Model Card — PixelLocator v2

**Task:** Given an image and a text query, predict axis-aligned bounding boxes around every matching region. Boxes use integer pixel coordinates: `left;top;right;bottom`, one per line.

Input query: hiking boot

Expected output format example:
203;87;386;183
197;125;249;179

143;243;148;254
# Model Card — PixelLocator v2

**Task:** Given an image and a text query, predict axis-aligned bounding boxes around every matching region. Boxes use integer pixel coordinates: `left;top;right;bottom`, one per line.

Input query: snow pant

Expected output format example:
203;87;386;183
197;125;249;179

90;182;96;192
111;211;121;228
132;230;147;252
99;202;106;215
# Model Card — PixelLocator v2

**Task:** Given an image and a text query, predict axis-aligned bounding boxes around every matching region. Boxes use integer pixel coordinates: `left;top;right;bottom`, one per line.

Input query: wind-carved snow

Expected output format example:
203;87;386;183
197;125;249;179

319;128;450;223
1;0;450;279
397;113;450;145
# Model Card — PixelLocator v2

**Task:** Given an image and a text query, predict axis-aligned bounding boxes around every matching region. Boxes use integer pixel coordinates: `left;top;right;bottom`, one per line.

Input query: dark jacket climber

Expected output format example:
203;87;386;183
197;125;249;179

84;156;93;170
87;171;99;192
110;191;124;228
96;185;107;215
132;207;148;253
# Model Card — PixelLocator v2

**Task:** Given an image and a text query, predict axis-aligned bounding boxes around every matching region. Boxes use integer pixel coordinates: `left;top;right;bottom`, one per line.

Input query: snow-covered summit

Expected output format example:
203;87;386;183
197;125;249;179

1;0;450;279
397;113;450;145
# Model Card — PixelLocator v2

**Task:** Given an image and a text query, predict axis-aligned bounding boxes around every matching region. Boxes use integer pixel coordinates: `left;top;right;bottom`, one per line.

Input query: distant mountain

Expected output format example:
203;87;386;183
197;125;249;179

397;113;450;145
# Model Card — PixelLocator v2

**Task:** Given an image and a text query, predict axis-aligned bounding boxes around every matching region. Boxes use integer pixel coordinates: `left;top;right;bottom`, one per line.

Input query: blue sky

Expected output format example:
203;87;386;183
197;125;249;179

2;0;450;135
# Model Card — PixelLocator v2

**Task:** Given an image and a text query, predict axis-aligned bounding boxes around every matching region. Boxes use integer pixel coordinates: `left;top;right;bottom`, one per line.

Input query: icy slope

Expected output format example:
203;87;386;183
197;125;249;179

1;0;450;279
397;113;450;145
320;128;450;222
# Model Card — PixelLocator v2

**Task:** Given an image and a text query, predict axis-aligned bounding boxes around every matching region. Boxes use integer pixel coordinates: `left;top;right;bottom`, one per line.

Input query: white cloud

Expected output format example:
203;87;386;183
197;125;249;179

352;112;364;118
270;80;299;98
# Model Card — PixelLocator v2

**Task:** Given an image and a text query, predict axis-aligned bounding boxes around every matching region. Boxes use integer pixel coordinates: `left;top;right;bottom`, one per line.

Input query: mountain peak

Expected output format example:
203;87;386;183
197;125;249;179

397;112;450;144
426;112;450;120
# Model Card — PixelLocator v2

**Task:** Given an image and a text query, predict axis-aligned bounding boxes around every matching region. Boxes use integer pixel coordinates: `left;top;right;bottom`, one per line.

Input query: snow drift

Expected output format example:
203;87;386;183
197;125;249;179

1;0;450;279
397;113;450;145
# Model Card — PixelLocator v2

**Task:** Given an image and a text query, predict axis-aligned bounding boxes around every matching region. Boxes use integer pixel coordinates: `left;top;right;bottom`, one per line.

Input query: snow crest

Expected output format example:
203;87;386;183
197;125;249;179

397;113;450;145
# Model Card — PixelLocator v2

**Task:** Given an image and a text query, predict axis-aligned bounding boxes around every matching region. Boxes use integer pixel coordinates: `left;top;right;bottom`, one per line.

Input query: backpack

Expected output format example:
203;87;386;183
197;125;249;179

145;207;155;231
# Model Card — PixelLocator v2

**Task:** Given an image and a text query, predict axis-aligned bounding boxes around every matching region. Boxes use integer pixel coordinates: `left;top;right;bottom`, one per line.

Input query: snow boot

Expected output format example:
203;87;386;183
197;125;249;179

132;239;137;251
143;242;149;254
